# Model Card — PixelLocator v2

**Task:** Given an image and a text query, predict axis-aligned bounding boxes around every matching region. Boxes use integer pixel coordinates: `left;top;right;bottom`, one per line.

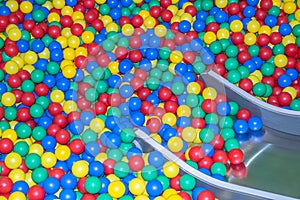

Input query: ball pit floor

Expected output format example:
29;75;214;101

1;0;300;200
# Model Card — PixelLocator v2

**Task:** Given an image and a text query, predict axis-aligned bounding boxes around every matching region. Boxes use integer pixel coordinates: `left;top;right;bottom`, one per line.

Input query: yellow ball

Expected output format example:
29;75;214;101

129;178;145;195
230;20;243;32
284;2;296;14
29;143;44;156
166;195;182;200
75;47;88;57
57;36;68;49
167;5;178;16
163;161;179;178
24;51;38;65
108;62;119;74
6;0;19;12
20;1;33;14
274;54;288;68
248;75;260;85
282;35;296;46
251;70;263;81
63;48;75;60
177;105;191;117
154;25;167;37
8;192;26;200
150;133;162;144
247;20;260;33
5;60;19;74
144;16;156;29
55;145;71;161
39;48;50;60
68;35;80;48
41;152;57;168
1;92;16;107
295;9;300;21
63;100;77;114
9;169;25;182
108;181;126;198
170;50;183;64
180;13;193;23
202;87;217;100
162;113;177;127
215;0;228;8
82;31;95;44
162;189;177;199
182;127;197;142
61;28;72;38
258;25;271;36
95;152;107;162
62;65;76;79
53;0;65;9
283;87;297;99
187;82;201;94
167;136;183;153
50;90;65;103
5;152;22;169
90;118;105;133
217;28;230;40
244;33;257;46
122;24;135;36
8;27;21;41
2;129;17;142
48;12;60;23
72;160;89;178
204;32;216;45
135;195;150;200
61;6;73;16
106;22;119;33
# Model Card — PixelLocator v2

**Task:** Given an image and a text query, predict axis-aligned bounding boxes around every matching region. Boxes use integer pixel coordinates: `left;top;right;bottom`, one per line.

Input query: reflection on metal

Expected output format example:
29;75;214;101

134;128;298;200
244;144;271;168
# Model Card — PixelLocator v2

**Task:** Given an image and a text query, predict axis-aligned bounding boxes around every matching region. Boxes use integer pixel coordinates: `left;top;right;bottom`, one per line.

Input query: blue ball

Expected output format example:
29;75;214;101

65;90;78;101
217;102;231;116
140;59;152;71
65;0;78;6
176;116;191;128
43;178;60;194
130;111;145;126
146;180;163;197
54;161;68;172
110;8;122;20
119;59;133;74
178;20;191;33
162;127;178;141
106;133;121;148
201;143;215;157
17;40;29;53
59;189;76;200
56;78;70;92
192;187;206;200
66;154;80;170
145;48;158;60
86;61;98;74
31;39;45;53
121;0;132;6
38;116;52;129
89;161;104;177
264;15;277;27
212;174;226;181
234;120;249;134
279;23;292;36
73;69;84;82
0;6;10;16
248;116;263;131
119;84;134;98
99;177;110;193
80;111;94;126
107;0;119;8
148;151;164;168
120;102;130;116
12;181;29;194
247;0;259;6
286;69;298;81
149;35;160;48
196;11;208;20
50;49;63;62
244;60;257;73
215;10;228;23
85;141;101;157
41;136;57;150
123;73;133;82
278;74;292;88
69;120;84;135
128;97;142;111
193;20;206;32
108;74;121;88
34;58;48;71
243;6;255;18
175;63;187;75
48;41;62;51
127;147;142;159
60;174;77;189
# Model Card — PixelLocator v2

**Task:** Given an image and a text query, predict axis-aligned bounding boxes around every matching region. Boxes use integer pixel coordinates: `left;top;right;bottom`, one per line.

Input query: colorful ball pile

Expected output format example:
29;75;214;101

0;0;272;200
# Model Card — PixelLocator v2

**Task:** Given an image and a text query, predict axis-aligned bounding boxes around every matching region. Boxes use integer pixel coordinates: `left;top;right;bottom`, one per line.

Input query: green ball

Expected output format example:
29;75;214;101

16;123;32;139
292;24;300;37
22;30;31;41
120;128;135;143
25;153;41;170
225;45;238;57
211;162;226;176
161;71;174;83
199;128;214;143
157;59;169;71
85;176;102;194
193;62;206;74
32;126;46;141
220;128;235;141
227;69;241;84
30;104;44;118
220;39;230;51
0;69;4;81
102;39;115;52
32;10;45;23
2;52;11;62
107;107;121;118
99;4;110;15
219;116;234;128
82;129;97;144
192;107;206;118
0;121;10;131
146;77;160;90
273;44;284;55
41;35;53;47
186;94;199;107
119;143;134;154
225;58;239;70
141;165;158;181
85;88;99;102
121;7;131;16
35;0;46;4
114;161;130;178
237;66;250;79
132;7;141;15
248;45;259;57
186;160;198;169
107;149;123;162
171;82;185;95
205;113;219;124
263;84;272;98
46;62;60;75
96;80;108;94
260;63;275;76
165;31;175;40
291;99;300;111
253;83;266;97
32;167;48;183
118;37;129;47
0;38;4;49
36;96;50;110
97;194;112;200
209;41;222;54
76;192;83;200
225;138;240;152
84;75;96;86
13;141;29;157
180;174;196;191
205;15;215;24
21;80;35;92
119;196;134;200
92;68;105;80
150;68;163;79
201;0;213;10
228;101;239;115
157;175;170;191
268;6;280;16
4;107;16;121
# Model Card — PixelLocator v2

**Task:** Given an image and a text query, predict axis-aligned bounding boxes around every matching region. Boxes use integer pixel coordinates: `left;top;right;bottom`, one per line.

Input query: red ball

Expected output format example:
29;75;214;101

228;3;240;15
257;33;270;46
130;77;144;91
239;78;253;92
77;177;87;194
31;25;45;39
35;83;49;96
137;87;151;101
151;107;166;119
48;102;63;116
262;76;275;87
108;93;122;107
22;20;35;32
146;117;161;133
0;16;9;32
198;190;215;200
285;44;298;57
0;177;13;194
98;93;109;106
71;23;84;36
103;159;116;175
21;92;36;106
128;155;145;172
160;0;171;8
260;0;273;10
94;102;107;115
81;194;96;200
174;32;187;45
17;70;31;81
267;95;279;107
201;99;217;113
5;44;18;57
0;138;13;154
48;25;61;38
191;118;206;129
161;10;173;22
27;185;45;200
83;0;95;8
55;129;70;145
185;5;197;17
272;68;285;80
278;92;292;106
0;161;10;176
91;19;104;32
74;55;88;69
77;97;91;111
269;32;282;45
188;146;204;162
212;150;228;164
236;108;251;121
119;16;131;26
129;50;142;62
231;32;244;45
7;74;21;88
286;57;296;69
183;51;196;64
158;87;172;101
230;163;247;179
60;15;73;28
53;114;68;128
206;22;219;34
179;192;192;200
69;139;85;155
85;9;98;23
210;135;225;150
131;15;143;28
115;46;129;60
47;124;61;137
140;101;154;115
237;51;251;64
198;156;213;170
170;175;181;190
150;6;161;18
97;54;110;67
17;107;31;122
259;47;272;60
134;69;148;81
272;86;282;96
228;149;244;165
49;168;65;180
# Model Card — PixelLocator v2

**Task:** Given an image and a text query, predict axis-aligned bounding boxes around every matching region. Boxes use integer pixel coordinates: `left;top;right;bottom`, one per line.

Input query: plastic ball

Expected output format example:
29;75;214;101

108;181;126;198
163;161;179;178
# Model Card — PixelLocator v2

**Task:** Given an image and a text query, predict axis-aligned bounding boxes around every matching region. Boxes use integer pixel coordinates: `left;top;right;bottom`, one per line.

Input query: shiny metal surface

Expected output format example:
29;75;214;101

200;70;300;135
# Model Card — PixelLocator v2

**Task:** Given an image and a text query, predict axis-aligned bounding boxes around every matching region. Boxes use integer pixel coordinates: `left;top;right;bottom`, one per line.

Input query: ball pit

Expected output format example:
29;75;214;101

0;0;293;199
